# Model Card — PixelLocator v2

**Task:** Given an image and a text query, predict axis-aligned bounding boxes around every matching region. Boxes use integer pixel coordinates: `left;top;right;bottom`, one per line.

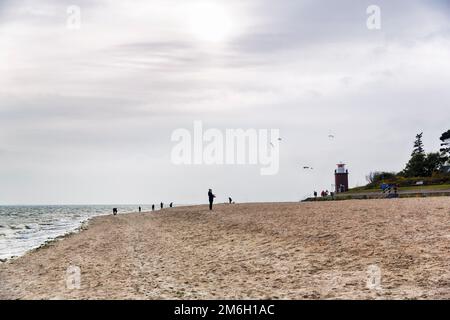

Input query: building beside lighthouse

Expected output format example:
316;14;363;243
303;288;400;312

335;163;349;193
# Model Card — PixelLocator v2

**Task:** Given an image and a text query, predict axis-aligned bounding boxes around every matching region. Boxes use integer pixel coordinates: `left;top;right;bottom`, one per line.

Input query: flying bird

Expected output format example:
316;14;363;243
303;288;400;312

270;138;282;148
328;134;335;139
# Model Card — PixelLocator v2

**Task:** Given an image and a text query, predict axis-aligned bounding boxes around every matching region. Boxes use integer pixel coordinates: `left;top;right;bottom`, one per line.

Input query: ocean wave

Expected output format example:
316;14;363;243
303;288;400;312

0;205;141;260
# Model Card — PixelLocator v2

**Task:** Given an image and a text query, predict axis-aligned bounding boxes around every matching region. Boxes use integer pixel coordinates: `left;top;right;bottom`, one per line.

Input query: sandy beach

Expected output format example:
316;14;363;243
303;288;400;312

0;198;449;300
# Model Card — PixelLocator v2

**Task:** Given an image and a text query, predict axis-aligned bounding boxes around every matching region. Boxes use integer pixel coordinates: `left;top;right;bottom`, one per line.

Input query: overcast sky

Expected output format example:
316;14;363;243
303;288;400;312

0;0;449;205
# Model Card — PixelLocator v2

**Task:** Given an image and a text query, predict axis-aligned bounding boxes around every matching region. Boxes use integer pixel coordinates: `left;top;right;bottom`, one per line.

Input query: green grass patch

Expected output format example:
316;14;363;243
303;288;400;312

345;184;450;194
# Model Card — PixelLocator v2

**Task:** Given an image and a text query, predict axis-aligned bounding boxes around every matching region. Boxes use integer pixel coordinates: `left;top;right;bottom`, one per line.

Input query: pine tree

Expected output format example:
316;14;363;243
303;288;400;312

403;132;426;177
411;132;424;156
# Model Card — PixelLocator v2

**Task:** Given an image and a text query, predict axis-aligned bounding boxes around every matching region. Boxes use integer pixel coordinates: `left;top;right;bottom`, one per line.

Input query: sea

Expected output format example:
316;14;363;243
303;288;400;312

0;205;155;260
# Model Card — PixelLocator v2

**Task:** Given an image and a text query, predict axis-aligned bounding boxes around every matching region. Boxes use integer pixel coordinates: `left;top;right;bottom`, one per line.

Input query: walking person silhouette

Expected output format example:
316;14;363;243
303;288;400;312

208;189;216;211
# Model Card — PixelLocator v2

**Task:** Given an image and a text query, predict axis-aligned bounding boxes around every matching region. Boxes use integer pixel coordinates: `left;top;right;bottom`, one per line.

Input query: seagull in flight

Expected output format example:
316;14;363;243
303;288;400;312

270;138;282;148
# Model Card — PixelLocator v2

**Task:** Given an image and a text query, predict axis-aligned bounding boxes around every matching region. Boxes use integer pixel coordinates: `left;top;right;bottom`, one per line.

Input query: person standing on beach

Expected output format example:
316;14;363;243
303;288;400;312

208;189;216;210
228;197;232;204
314;191;317;199
152;204;155;211
170;202;173;208
160;202;163;209
139;206;141;213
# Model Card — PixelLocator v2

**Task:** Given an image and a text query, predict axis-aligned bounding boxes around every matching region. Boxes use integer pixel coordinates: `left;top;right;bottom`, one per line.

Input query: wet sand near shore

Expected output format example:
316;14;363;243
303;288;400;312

0;198;449;299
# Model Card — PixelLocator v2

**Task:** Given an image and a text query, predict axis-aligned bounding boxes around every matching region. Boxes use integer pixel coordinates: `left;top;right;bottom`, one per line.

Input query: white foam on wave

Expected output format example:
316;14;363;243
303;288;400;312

0;205;148;260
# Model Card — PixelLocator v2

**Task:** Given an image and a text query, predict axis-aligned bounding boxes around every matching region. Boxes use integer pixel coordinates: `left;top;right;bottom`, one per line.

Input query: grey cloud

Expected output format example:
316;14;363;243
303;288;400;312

0;0;449;204
232;0;449;54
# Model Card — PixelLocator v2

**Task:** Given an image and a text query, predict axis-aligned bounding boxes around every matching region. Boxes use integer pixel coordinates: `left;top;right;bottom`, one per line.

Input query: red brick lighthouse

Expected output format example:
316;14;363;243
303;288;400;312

335;163;349;193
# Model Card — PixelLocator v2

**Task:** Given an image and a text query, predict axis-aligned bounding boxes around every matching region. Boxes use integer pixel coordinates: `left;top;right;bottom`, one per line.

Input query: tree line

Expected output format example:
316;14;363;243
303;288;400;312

366;129;450;186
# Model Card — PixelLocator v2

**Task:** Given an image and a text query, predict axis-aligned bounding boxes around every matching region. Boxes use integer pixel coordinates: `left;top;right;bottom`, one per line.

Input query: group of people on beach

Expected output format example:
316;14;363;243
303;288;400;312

143;202;174;212
313;190;334;199
113;203;173;215
112;189;229;215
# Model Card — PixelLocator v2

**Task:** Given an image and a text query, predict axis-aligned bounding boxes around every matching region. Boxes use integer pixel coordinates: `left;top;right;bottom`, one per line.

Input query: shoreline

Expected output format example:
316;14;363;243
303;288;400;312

0;216;95;263
1;198;449;299
0;220;89;264
0;203;287;263
0;205;159;262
